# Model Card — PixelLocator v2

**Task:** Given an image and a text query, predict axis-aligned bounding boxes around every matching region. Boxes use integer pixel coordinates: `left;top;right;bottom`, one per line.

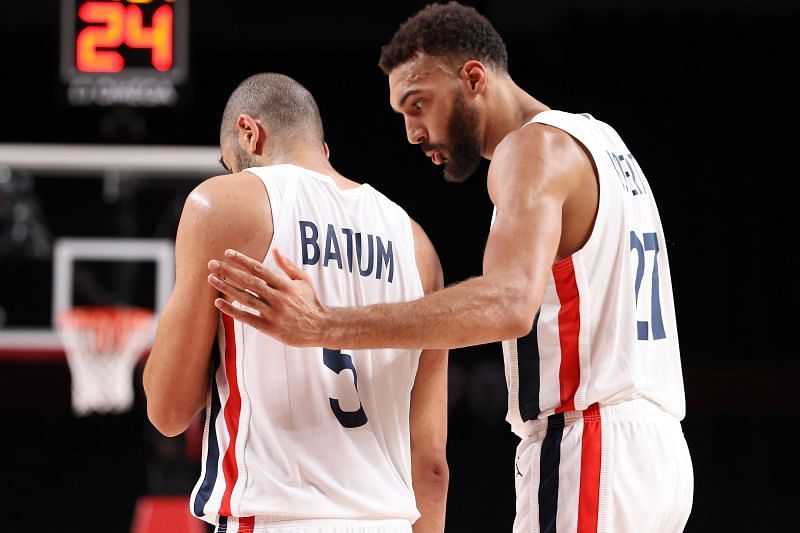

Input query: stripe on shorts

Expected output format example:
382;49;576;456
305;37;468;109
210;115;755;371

539;412;565;533
577;403;602;533
238;516;255;532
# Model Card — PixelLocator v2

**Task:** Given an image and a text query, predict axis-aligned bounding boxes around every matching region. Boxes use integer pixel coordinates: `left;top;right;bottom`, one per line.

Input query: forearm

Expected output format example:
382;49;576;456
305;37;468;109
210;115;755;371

322;275;534;350
412;455;449;533
143;344;210;437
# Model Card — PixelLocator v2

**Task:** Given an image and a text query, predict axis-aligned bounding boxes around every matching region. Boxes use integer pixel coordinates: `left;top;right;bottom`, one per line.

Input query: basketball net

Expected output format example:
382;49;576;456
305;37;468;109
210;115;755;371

57;306;155;416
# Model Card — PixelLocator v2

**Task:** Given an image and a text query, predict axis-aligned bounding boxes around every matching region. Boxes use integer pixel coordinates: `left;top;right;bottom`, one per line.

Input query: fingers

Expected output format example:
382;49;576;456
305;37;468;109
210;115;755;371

208;258;281;296
208;274;267;313
207;266;248;292
213;298;270;331
221;249;291;290
273;248;307;281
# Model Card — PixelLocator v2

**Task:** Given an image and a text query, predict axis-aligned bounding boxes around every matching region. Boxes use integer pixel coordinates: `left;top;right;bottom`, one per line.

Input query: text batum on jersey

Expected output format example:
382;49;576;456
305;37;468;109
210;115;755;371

299;221;394;283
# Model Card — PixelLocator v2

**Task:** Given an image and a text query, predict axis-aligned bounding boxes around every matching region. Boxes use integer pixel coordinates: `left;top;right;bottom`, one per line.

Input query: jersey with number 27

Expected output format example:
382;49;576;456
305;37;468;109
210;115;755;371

190;164;424;525
499;111;686;438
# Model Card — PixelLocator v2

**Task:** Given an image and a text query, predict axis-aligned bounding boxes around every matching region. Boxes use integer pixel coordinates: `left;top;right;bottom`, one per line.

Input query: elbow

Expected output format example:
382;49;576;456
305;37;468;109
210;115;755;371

142;365;202;437
414;453;450;492
430;458;450;491
482;276;539;340
502;295;539;340
144;386;199;437
146;404;194;437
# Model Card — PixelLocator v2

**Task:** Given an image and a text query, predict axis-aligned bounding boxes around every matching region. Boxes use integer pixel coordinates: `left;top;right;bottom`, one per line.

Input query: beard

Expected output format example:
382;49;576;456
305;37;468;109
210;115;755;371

231;147;259;173
431;91;483;183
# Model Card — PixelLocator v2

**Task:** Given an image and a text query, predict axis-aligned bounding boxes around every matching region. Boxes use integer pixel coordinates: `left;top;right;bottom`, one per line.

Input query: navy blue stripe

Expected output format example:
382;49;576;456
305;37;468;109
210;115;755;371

215;515;228;532
538;413;565;533
517;312;541;421
193;340;223;517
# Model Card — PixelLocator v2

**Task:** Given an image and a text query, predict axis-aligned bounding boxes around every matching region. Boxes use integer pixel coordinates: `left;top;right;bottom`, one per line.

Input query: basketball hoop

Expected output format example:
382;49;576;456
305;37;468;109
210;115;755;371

57;306;155;416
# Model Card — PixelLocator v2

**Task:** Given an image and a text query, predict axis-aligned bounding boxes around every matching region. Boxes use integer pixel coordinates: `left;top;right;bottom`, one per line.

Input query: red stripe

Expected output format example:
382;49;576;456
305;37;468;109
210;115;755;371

553;257;581;413
238;516;255;532
218;314;242;516
577;403;602;533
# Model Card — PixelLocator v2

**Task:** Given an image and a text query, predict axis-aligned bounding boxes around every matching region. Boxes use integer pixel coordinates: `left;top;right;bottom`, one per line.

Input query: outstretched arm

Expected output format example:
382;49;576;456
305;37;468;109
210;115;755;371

208;125;586;349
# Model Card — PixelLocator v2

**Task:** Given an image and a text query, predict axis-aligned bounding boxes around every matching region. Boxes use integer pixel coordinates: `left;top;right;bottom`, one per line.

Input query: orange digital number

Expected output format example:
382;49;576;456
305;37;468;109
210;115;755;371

76;2;125;72
125;4;173;71
76;1;174;73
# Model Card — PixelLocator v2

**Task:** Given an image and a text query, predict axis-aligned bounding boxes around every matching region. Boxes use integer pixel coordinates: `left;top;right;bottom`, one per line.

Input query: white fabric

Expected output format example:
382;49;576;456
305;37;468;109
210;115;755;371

191;164;424;526
513;399;693;533
215;518;412;533
499;111;687;438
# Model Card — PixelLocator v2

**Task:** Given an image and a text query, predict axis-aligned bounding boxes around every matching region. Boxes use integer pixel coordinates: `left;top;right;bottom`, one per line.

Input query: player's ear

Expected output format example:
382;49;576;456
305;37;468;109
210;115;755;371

323;142;330;159
459;60;487;97
236;114;265;156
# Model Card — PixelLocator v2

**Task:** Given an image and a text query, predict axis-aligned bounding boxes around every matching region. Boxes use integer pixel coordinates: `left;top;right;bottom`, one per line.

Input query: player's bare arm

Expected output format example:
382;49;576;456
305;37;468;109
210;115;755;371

408;219;449;532
207;124;592;350
143;172;271;436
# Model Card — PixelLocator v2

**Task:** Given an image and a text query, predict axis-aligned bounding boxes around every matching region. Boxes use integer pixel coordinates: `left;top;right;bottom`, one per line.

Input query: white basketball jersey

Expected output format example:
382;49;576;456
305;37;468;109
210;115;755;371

190;164;424;527
499;111;686;438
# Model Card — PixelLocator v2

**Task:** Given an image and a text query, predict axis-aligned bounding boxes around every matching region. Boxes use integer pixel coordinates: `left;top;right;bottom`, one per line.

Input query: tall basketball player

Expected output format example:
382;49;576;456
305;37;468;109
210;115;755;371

143;73;448;533
206;3;693;532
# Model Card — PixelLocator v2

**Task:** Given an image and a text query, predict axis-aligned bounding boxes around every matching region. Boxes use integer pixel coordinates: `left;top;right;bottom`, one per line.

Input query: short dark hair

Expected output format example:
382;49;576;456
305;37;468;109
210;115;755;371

378;1;508;74
220;73;324;145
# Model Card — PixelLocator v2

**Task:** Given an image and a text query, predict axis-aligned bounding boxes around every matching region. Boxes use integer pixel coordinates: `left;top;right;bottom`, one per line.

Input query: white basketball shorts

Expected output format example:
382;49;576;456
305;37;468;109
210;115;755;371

213;518;412;533
513;398;693;533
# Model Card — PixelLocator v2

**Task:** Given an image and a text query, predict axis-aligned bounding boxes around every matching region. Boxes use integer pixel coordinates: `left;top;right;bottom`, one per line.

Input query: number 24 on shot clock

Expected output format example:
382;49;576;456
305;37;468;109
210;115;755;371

60;0;189;107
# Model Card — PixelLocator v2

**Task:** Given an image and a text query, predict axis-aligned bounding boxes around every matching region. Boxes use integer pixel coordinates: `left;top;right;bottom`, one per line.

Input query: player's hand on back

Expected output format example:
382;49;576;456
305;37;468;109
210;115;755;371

208;248;327;347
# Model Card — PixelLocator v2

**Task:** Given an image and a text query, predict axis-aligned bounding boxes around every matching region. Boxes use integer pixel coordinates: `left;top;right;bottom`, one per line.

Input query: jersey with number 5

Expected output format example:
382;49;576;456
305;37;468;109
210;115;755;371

499;111;686;438
190;164;424;525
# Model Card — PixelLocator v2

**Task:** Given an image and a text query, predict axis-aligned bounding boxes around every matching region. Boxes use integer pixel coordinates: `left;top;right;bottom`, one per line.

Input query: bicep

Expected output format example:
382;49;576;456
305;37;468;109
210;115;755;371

152;174;271;357
483;126;576;293
150;196;222;365
483;195;562;286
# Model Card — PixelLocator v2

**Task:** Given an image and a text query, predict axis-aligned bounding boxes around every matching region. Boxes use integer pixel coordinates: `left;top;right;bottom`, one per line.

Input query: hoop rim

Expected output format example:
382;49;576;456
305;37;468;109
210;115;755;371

57;305;154;328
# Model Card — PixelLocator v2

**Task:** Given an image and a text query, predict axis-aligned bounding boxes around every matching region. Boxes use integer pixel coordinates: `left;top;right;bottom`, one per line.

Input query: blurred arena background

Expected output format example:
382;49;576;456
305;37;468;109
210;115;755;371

0;1;796;531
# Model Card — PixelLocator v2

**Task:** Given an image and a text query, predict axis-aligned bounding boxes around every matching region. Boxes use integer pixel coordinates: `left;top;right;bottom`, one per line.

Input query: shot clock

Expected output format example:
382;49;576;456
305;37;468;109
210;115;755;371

60;0;189;107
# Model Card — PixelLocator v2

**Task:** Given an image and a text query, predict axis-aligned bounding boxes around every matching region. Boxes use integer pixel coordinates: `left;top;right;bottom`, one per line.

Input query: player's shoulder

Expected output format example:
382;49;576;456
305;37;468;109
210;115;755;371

489;114;592;197
493;116;580;168
189;170;263;197
177;171;272;255
186;171;266;215
181;171;271;239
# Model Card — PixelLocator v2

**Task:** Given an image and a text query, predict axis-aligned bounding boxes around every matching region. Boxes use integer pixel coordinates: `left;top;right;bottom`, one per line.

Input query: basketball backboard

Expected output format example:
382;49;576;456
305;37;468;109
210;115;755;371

0;143;220;359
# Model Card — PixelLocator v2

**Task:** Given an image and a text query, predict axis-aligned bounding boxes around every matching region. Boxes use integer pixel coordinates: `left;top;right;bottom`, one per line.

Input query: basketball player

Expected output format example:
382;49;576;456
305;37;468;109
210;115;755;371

207;3;694;533
142;73;448;533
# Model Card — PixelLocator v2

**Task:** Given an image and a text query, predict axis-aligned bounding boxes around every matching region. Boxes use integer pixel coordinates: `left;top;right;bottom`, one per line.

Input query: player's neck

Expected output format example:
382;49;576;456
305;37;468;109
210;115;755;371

264;147;327;171
263;150;358;189
482;79;549;160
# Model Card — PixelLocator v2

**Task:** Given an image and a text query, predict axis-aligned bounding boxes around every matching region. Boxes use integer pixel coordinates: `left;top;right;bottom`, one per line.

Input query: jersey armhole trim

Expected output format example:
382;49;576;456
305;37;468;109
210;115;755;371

243;168;292;265
531;112;607;266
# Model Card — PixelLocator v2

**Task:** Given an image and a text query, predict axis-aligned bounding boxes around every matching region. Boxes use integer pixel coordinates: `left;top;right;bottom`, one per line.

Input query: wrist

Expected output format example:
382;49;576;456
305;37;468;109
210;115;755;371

318;304;341;348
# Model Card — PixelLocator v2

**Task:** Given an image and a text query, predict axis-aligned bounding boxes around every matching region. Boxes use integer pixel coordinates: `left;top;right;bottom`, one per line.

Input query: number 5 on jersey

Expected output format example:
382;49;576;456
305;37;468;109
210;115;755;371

323;348;368;428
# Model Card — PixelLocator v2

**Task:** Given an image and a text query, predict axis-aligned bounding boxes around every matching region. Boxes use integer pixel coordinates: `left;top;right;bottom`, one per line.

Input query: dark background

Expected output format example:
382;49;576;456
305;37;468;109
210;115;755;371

0;1;798;532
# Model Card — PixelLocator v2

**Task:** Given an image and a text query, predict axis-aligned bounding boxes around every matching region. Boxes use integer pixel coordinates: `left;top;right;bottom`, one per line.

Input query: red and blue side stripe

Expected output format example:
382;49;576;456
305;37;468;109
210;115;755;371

194;314;253;528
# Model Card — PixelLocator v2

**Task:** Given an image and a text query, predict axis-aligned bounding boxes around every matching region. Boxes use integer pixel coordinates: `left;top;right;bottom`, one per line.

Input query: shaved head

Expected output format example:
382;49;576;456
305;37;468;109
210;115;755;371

220;73;324;155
